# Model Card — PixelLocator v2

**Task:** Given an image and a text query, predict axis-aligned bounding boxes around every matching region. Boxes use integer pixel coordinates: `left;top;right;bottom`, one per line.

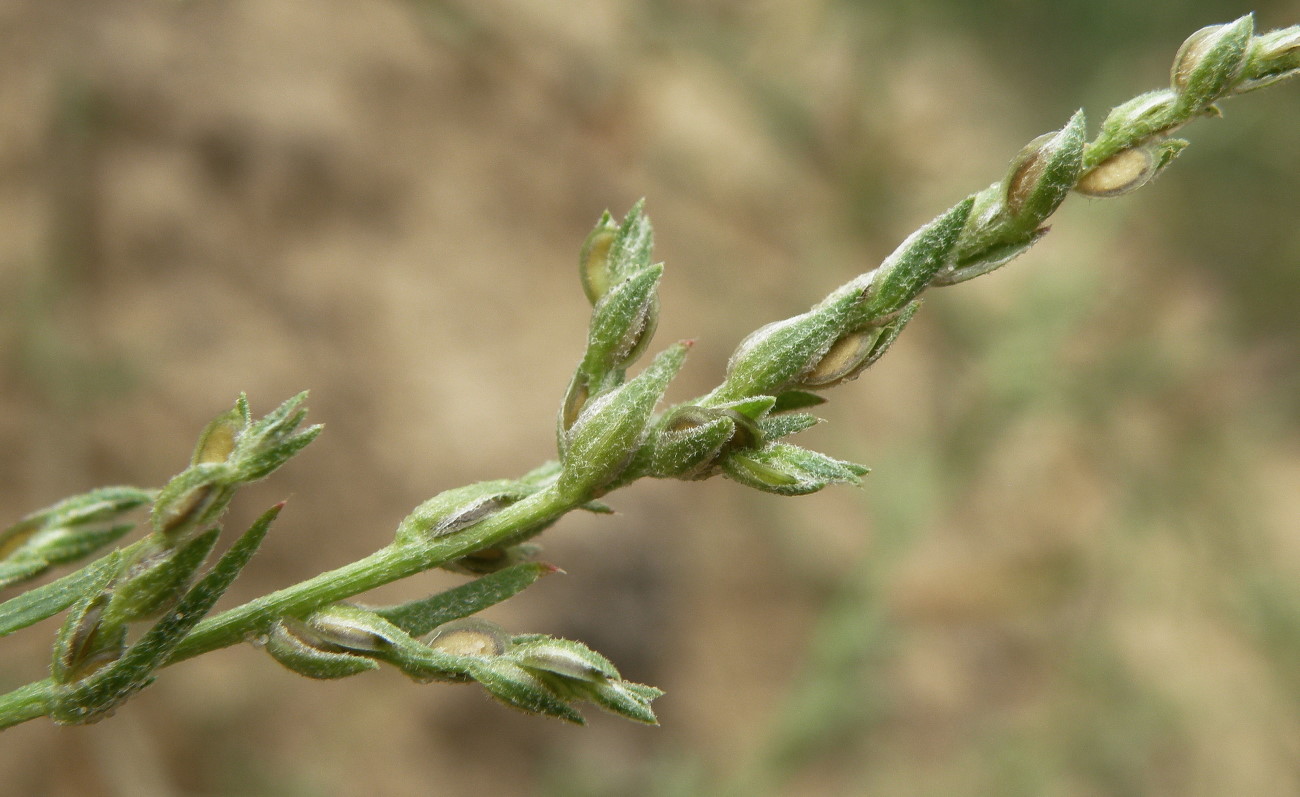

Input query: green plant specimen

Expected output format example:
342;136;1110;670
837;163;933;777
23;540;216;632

1;15;1296;730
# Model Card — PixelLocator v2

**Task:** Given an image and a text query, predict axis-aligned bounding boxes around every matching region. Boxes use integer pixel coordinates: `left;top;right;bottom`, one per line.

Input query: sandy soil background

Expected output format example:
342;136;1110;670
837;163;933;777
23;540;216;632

2;2;1298;795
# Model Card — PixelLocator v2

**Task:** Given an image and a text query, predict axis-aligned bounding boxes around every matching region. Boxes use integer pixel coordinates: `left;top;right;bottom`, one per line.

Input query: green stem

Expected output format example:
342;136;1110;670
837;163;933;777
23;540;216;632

175;484;576;661
0;681;53;729
0;484;578;729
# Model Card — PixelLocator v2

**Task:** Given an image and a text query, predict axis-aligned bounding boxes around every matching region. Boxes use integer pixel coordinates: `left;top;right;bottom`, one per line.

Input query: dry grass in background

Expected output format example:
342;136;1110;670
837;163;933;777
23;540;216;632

2;1;1297;795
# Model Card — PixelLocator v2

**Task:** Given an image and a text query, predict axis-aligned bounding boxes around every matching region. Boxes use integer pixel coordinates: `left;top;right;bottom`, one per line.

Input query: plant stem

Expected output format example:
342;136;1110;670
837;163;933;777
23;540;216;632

0;483;578;729
0;682;52;729
174;484;576;660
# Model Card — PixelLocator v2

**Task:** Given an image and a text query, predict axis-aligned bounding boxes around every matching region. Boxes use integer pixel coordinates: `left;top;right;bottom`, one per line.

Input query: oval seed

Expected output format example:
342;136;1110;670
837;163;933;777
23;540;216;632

1075;147;1154;197
560;375;590;432
800;329;877;387
426;618;510;657
1004;132;1054;216
579;228;617;305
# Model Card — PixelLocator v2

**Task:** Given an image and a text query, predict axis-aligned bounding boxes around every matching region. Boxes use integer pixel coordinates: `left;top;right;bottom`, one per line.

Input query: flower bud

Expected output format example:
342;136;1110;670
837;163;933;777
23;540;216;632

619;295;660;369
395;480;530;545
650;407;735;478
107;538;200;622
606;199;654;280
264;618;380;680
721;308;842;401
269;606;485;685
722;442;868;496
222;392;322;483
1235;26;1300;93
300;604;398;653
1089;90;1181;167
559;372;592;433
468;658;586;723
647;404;767;480
52;593;127;684
1171;16;1254;110
798;327;882;387
513;637;617;683
583;265;663;374
583;679;662;725
721;448;801;491
558;343;688;498
1003;110;1086;226
510;636;662;724
150;466;226;541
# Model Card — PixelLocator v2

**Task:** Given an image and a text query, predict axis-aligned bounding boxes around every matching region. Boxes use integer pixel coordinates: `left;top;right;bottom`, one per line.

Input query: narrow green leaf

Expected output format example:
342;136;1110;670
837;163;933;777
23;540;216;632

238;424;324;482
585;679;662;725
0;552;124;637
771;390;828;413
1;487;151;588
714;396;778;420
716;298;855;402
52;505;279;724
24;525;134;571
862;197;975;318
374;562;554;637
759;413;822;441
1;487;150;545
607;199;653;282
247;392;309;439
942;228;1048;284
722;443;868;496
0;559;47;590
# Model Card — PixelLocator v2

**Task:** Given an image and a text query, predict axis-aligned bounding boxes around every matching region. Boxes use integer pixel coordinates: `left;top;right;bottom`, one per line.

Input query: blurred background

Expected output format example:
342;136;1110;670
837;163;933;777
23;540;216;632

2;1;1298;795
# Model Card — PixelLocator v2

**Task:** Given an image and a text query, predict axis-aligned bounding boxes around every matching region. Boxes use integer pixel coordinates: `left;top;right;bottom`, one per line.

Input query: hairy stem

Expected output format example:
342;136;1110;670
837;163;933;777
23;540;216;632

167;485;574;661
0;485;576;729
